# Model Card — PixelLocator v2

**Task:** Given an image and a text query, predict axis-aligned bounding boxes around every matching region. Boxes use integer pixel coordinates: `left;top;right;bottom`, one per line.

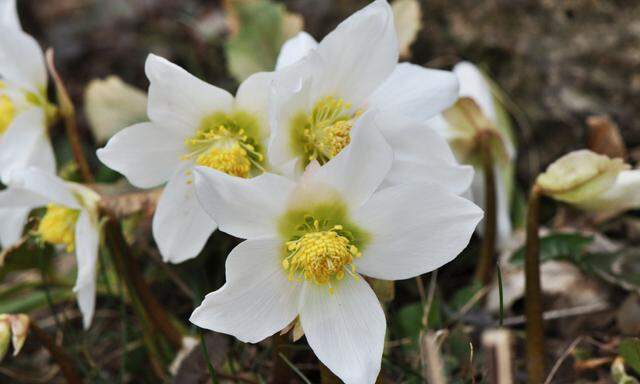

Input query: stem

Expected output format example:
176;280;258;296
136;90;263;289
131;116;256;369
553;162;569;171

30;323;82;384
45;49;93;183
270;333;292;384
524;185;545;384
474;133;497;285
102;211;183;351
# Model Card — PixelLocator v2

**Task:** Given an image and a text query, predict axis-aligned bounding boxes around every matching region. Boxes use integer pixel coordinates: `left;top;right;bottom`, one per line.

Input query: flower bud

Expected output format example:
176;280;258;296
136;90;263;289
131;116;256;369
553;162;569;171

536;150;629;204
9;314;29;356
0;316;11;362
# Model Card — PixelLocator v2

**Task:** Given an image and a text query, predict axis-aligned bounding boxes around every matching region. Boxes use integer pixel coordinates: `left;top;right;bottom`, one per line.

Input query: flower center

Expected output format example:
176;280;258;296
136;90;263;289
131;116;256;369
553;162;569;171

183;112;264;178
294;96;360;165
36;204;80;252
283;219;361;291
0;95;16;135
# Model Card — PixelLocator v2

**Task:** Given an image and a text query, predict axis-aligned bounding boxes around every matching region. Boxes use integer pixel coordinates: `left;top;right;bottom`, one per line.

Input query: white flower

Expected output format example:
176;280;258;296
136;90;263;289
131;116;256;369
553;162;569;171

427;61;515;248
0;167;101;329
189;114;482;384
97;54;273;263
0;0;55;181
268;0;472;194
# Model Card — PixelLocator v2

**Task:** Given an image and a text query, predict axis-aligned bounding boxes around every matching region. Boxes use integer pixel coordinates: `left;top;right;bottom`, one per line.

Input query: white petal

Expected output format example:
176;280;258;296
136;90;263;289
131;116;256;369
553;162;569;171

353;182;483;280
0;108;52;182
73;211;99;329
376;113;473;194
4;167;79;209
0;206;29;248
453;62;496;123
145;54;234;135
234;71;273;139
308;111;393;209
194;166;295;239
0;186;47;209
190;238;299;343
300;277;385;384
0;0;20;30
0;26;46;91
96;122;184;188
313;0;398;106
152;166;217;263
576;170;640;213
275;31;318;70
368;63;459;121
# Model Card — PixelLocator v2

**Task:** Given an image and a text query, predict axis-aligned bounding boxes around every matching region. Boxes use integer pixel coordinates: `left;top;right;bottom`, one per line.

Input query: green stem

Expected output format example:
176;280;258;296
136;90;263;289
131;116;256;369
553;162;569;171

475;133;497;285
525;185;545;384
199;329;219;384
270;333;293;384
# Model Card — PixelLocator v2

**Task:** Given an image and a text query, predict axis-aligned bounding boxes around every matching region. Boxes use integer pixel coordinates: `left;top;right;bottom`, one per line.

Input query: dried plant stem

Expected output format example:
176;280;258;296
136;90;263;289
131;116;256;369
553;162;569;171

30;323;82;384
103;211;183;351
524;185;545;384
45;49;93;183
475;133;497;285
270;333;293;384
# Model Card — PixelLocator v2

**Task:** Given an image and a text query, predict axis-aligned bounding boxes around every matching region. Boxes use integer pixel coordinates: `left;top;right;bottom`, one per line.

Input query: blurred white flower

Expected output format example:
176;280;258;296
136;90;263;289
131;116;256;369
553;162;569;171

97;54;273;263
0;168;100;329
85;76;148;143
0;0;55;181
189;113;482;384
268;0;471;194
427;61;516;248
536;149;640;215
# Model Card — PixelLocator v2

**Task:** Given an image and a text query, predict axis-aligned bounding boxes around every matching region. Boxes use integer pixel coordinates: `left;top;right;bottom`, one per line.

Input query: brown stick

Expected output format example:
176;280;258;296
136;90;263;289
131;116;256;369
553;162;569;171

475;133;497;285
30;323;83;384
524;185;545;384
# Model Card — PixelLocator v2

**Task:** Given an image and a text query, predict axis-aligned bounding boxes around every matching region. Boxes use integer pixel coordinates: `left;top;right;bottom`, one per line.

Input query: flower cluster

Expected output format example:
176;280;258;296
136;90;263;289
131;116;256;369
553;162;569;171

0;1;486;382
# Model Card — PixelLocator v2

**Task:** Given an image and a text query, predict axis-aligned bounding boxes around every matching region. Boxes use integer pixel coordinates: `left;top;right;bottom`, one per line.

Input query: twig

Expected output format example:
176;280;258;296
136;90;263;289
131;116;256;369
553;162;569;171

544;336;584;384
420;331;447;384
482;329;513;384
501;302;610;327
422;270;438;329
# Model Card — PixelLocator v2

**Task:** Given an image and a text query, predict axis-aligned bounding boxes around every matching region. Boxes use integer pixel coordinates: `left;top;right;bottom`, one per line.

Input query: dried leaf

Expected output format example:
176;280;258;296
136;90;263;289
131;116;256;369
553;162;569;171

620;338;640;376
587;115;627;159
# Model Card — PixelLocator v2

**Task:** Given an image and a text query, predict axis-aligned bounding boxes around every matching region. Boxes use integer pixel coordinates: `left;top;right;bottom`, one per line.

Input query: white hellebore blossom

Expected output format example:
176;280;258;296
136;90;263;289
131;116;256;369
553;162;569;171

0;0;56;249
268;0;472;194
0;167;100;329
97;54;273;263
427;61;516;248
190;114;483;384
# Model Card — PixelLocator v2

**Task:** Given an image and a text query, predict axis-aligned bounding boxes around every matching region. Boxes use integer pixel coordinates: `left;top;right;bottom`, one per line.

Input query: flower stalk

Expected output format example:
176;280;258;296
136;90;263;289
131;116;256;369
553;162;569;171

45;49;94;183
524;184;544;384
474;131;497;285
30;323;82;384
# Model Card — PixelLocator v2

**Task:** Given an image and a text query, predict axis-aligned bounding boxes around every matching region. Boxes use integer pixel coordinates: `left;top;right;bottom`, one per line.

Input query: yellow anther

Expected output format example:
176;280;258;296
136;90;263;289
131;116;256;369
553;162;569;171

36;204;79;252
0;95;16;135
183;112;264;177
283;224;360;286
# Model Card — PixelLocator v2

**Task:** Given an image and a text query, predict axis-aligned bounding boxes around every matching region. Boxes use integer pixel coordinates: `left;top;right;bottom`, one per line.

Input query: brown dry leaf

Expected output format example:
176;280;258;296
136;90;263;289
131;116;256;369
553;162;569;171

587;115;627;159
392;0;422;59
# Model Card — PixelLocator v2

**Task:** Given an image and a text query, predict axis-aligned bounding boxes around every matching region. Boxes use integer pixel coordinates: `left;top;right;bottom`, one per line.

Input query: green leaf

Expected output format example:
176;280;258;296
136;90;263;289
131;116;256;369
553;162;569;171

450;281;482;311
620;338;640;376
509;232;594;266
225;0;302;82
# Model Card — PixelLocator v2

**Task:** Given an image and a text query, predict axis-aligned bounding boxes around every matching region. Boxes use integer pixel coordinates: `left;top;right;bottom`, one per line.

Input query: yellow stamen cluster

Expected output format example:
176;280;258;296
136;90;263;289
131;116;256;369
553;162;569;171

283;220;361;290
36;204;80;253
301;96;358;163
0;95;16;135
183;119;263;178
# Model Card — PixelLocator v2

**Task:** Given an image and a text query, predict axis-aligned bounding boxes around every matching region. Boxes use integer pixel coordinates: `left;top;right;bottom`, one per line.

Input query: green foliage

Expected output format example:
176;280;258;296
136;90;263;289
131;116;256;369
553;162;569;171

620;338;640;376
510;232;594;266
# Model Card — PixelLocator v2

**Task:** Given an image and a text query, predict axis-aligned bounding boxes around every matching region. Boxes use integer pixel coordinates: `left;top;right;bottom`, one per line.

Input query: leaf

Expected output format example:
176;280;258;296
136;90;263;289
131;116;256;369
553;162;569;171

620;338;640;376
391;0;422;59
225;0;303;82
583;248;640;294
84;76;148;143
510;233;594;266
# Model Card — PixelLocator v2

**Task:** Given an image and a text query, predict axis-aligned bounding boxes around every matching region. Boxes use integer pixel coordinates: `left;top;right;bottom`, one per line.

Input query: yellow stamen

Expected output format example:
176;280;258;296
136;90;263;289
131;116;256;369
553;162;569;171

36;204;80;252
298;96;361;164
0;95;16;135
283;220;361;288
182;113;264;177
